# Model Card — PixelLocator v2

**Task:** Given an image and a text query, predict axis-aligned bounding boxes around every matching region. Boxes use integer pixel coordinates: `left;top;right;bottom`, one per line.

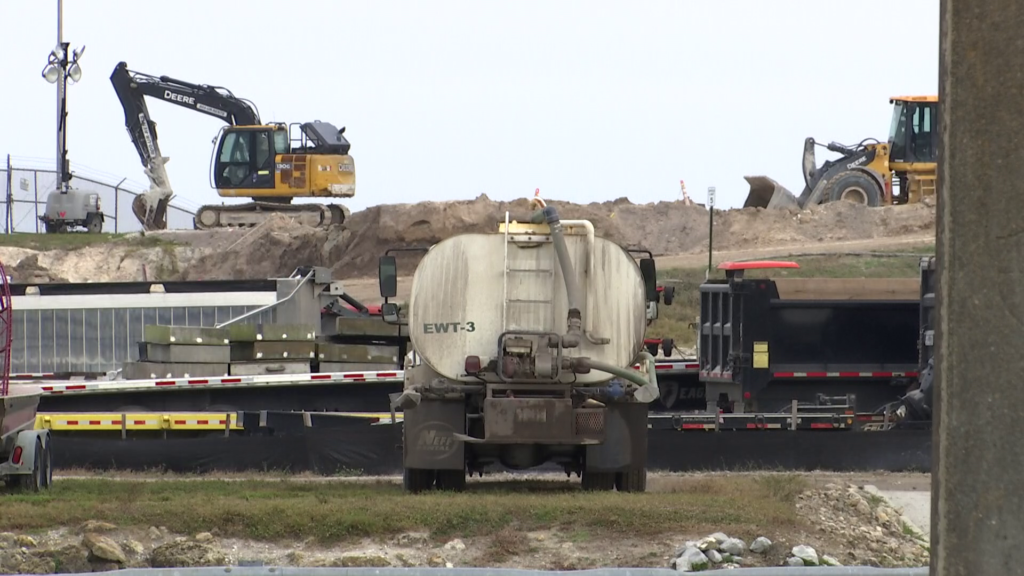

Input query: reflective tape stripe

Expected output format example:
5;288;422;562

38;371;407;395
773;372;919;378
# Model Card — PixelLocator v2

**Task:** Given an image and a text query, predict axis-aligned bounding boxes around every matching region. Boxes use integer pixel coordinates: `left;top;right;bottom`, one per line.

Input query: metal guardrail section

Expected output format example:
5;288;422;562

83;566;931;576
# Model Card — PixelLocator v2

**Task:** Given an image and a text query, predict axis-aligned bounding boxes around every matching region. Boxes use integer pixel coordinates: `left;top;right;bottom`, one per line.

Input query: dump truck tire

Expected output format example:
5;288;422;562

826;171;882;207
435;469;467;492
581;470;616;491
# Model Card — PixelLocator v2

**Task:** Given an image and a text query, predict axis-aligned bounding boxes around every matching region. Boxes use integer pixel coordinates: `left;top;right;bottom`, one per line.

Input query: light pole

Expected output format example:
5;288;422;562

40;0;85;195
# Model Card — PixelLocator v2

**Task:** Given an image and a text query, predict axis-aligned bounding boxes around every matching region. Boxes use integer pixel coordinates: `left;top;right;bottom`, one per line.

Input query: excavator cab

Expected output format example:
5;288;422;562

212;125;285;191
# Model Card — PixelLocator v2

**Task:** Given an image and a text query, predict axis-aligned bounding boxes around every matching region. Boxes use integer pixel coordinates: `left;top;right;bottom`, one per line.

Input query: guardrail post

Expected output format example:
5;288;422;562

121;413;127;440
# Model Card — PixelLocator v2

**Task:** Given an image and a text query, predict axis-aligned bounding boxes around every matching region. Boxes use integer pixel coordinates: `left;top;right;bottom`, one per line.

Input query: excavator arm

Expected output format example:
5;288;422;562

109;61;261;230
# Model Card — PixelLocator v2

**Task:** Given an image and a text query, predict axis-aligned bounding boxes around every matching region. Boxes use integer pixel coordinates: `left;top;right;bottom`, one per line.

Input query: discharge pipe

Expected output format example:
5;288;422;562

574;351;660;404
529;196;608;345
531;204;583;348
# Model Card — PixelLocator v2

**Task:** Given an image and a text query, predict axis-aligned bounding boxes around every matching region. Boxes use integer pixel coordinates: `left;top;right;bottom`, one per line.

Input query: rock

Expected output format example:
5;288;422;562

82;533;127;564
792;544;819;566
34;544;91;573
0;549;56;574
427;556;447;567
710;532;729;544
821;554;843;566
786;556;805;567
339;554;391;568
719;563;740;569
15;535;37;549
443;539;466;551
719;538;746;556
731;556;746;565
78;520;117;534
284;551;305;565
150;540;227;568
695;536;718;551
394;553;416;567
705;550;723;563
674;546;709;572
0;533;16;550
856;499;872;515
147;527;162;540
124;540;146;556
91;561;122;572
749;536;772;554
194;532;215;543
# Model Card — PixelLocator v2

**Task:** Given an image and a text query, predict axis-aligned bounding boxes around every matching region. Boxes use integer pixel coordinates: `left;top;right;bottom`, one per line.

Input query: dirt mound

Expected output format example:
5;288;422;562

179;195;936;282
1;195;937;285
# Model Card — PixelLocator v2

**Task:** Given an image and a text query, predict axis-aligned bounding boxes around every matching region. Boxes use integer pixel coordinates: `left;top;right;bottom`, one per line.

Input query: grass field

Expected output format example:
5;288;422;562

649;245;935;347
0;475;807;544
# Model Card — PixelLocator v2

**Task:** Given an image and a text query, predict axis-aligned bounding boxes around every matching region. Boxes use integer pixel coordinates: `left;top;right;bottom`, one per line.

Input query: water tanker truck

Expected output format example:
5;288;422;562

378;199;667;492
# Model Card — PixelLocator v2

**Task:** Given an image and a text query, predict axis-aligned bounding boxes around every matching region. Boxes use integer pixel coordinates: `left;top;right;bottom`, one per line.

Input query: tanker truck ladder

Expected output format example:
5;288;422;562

501;211;554;332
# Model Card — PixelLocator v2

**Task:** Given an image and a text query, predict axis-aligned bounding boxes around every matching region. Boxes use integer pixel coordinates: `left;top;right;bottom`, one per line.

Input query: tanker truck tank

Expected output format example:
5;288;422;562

378;198;670;494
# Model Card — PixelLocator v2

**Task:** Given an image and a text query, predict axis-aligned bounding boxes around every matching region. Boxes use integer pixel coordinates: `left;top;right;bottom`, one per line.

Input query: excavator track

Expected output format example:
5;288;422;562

192;201;349;231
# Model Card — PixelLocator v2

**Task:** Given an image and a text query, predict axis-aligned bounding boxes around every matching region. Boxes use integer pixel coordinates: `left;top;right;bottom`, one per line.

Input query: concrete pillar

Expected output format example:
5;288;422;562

933;1;1024;574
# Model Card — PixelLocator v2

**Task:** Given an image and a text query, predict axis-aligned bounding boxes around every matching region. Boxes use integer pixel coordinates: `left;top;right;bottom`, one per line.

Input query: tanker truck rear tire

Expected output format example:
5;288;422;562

435;469;467;492
614;467;647;493
403;468;437;493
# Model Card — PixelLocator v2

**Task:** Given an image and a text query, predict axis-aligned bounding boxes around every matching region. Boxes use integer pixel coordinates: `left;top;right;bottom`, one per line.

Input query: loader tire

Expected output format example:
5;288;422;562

403;468;436;493
826;172;882;207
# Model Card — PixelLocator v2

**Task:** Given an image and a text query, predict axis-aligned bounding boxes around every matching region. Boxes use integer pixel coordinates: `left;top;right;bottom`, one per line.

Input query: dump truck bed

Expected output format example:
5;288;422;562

1;391;42;442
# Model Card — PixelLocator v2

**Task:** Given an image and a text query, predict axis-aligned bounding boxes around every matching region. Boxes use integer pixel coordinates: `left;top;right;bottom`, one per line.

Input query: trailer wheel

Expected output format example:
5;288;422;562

41;439;53;490
403;468;436;493
18;438;43;493
581;470;616;491
435;468;466;492
614;467;647;493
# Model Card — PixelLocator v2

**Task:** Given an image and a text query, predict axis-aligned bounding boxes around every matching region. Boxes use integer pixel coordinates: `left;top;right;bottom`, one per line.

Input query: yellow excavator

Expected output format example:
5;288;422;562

110;61;355;231
743;95;938;210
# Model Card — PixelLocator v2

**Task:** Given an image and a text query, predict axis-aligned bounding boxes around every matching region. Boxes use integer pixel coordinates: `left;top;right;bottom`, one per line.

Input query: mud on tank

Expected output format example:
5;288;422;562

378;199;668;493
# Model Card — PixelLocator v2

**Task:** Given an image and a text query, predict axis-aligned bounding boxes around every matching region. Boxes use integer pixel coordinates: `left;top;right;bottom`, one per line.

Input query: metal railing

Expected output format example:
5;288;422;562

1;155;197;233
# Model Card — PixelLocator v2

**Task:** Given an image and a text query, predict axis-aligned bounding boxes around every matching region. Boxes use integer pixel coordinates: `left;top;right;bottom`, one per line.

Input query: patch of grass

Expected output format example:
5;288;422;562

0;475;804;544
0;231;173;251
480;526;535;564
649;247;934;347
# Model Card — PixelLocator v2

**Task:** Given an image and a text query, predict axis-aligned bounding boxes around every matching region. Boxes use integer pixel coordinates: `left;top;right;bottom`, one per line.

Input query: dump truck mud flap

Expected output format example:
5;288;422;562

742;176;803;210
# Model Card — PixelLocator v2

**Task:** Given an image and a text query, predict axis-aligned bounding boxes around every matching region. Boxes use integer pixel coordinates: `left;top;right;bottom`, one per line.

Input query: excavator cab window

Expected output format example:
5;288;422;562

215;129;276;189
272;129;290;156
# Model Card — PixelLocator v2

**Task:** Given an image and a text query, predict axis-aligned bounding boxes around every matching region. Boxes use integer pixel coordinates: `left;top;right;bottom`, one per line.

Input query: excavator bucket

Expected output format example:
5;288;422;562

742;176;803;210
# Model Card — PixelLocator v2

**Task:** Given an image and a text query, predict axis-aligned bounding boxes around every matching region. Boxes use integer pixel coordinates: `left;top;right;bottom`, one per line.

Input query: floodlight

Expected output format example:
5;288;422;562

68;62;82;82
42;65;60;84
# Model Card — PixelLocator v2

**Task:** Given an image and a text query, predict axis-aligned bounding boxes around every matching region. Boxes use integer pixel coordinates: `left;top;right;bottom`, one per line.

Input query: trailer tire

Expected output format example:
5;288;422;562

41;439;53;490
614;467;647;493
403;468;436;493
18;438;43;493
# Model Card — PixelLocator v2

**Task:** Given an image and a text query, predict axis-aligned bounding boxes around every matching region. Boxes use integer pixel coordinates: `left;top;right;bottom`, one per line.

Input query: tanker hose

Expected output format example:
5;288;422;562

531;205;584;347
576;351;659;404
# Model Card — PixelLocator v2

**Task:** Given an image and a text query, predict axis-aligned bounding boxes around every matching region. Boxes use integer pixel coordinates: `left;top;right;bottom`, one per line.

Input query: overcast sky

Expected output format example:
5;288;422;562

2;0;939;218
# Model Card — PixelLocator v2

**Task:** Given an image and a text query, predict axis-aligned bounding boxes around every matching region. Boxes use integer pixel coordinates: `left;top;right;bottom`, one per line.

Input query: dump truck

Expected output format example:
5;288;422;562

697;258;936;426
744;96;938;210
379;199;668;492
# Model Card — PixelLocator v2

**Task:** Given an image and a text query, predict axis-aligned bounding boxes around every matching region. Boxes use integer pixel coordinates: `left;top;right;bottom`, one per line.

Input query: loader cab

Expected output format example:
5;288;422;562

212;125;288;190
888;96;939;165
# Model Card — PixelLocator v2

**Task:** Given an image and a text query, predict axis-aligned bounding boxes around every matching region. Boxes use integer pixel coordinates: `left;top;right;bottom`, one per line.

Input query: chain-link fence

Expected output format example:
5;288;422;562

1;155;197;233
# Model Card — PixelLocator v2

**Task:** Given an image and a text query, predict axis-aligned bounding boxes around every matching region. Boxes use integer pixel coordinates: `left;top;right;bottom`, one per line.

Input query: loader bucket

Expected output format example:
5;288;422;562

742;176;802;210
